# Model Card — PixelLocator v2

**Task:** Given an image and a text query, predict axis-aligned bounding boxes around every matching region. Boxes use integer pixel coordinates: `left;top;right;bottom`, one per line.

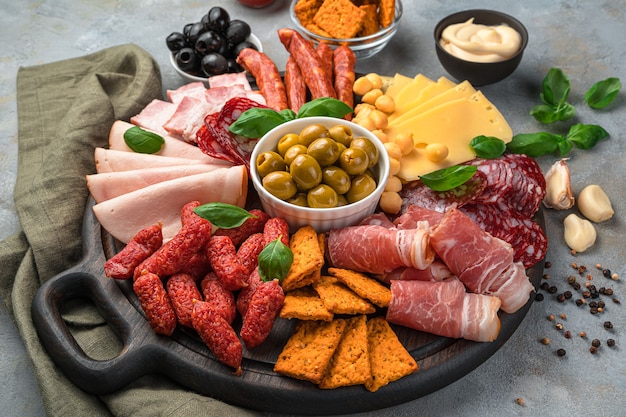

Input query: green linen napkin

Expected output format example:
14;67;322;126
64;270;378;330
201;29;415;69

0;44;260;417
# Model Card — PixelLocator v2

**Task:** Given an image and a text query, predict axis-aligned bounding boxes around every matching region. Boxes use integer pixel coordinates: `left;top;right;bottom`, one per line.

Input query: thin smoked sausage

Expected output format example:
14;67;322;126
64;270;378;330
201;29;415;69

333;45;356;116
236;48;288;111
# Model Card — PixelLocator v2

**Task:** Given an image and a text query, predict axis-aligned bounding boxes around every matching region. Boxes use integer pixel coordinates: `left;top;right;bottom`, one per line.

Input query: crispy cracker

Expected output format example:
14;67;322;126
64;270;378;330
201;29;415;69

280;286;334;322
281;226;324;292
314;0;367;39
294;0;324;26
274;319;347;384
305;22;334;38
357;4;380;36
312;275;376;315
328;267;391;308
319;315;371;389
378;0;395;28
365;317;418;392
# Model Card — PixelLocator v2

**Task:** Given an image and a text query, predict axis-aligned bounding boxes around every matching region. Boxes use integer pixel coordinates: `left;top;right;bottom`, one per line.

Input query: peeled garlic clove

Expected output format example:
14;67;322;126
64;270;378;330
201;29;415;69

563;213;597;252
578;184;614;222
543;159;575;210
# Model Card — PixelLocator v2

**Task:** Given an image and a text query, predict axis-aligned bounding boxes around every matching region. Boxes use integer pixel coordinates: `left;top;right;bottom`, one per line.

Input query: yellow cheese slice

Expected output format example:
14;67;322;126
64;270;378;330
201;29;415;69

388;80;476;127
385;91;513;181
384;73;414;99
393;74;434;113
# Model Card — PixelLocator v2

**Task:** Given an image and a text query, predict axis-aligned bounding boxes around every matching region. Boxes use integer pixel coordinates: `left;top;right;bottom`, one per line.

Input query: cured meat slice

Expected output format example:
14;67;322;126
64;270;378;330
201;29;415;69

208;72;251;90
205;84;266;107
358;212;395;228
326;225;435;274
92;165;248;244
166;81;207;103
94;148;206;173
376;260;454;284
386;278;502;342
196;123;241;165
393;205;445;229
163;97;221;143
429;208;534;313
130;99;177;137
108;120;223;164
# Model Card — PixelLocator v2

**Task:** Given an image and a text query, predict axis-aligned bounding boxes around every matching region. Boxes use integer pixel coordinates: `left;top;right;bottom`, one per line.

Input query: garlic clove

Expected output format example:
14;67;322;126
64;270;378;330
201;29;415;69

578;184;614;223
543;158;575;210
563;213;597;252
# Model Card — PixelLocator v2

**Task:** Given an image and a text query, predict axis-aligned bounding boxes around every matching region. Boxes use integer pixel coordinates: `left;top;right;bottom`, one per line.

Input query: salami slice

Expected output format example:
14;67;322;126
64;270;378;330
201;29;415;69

196;123;240;164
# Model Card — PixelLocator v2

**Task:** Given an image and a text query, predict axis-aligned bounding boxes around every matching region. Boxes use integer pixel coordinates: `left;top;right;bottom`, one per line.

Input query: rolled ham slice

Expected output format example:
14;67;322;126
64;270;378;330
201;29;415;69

387;278;502;342
87;164;223;203
376;260;454;284
92;165;248;244
109;120;226;164
95;147;206;173
429;208;534;313
326;225;435;275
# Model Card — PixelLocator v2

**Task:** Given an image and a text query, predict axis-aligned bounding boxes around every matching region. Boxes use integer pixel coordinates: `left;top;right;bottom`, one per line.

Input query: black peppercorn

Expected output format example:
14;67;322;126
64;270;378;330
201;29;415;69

607;339;616;347
556;348;567;357
592;339;601;348
604;321;613;330
535;293;544;301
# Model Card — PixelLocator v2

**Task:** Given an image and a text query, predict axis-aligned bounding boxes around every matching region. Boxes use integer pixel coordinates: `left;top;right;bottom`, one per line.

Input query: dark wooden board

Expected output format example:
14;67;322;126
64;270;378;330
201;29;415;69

31;197;544;415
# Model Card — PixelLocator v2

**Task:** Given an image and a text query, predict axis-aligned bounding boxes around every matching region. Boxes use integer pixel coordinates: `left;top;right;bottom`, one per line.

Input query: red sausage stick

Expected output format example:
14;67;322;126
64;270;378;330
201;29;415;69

333;45;356;117
104;223;163;280
200;272;237;325
166;272;202;328
133;272;177;336
236;48;288;111
240;279;285;349
284;56;307;113
316;42;334;84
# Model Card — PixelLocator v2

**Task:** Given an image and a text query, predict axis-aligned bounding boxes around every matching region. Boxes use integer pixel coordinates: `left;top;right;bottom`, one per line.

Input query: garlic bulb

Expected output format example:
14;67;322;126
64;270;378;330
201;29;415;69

563;214;597;252
543;159;575;210
578;184;614;222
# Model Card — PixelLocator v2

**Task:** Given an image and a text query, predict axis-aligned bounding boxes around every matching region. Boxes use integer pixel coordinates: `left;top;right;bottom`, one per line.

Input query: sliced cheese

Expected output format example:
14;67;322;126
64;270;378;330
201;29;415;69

389;80;476;127
392;74;434;113
385;91;513;181
383;73;414;100
390;76;457;122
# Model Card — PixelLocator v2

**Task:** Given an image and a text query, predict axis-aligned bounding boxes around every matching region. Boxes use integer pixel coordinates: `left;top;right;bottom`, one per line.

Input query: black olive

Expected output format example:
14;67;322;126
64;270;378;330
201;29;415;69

201;53;228;76
226;58;243;73
232;41;257;58
166;32;187;52
206;7;230;33
176;47;199;73
225;20;251;45
183;23;194;38
186;22;206;45
195;31;224;56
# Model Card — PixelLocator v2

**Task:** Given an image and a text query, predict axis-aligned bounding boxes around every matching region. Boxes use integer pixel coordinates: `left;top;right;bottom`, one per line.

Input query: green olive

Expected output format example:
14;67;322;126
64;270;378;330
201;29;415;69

262;171;298;200
329;124;353;147
338;147;369;176
336;141;348;156
283;144;308;166
346;173;377;203
307;137;340;167
277;133;300;157
307;184;339;208
322;166;351;195
299;124;329;147
287;193;308;207
290;153;322;191
255;151;286;178
350;137;379;168
336;194;349;207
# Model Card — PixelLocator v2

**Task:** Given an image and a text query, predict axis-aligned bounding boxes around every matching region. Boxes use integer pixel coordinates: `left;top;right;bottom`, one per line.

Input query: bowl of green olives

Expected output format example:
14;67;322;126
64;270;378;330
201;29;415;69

250;116;390;233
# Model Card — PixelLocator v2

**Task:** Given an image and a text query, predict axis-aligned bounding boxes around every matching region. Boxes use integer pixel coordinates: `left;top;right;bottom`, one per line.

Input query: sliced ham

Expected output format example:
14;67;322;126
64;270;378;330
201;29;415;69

166;81;207;103
92;165;248;244
386;278;502;342
130;99;177;136
108;120;227;164
326;225;435;275
87;164;223;203
163;98;222;143
94;147;206;173
429;208;534;313
208;72;251;89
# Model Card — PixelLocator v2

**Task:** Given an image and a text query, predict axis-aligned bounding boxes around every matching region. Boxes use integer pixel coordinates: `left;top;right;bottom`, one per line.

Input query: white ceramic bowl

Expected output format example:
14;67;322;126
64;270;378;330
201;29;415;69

250;116;390;233
170;33;263;83
289;0;403;60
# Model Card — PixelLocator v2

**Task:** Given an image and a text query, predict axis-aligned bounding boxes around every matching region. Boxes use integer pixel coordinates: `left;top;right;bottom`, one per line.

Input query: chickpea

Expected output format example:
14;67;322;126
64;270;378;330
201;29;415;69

365;73;383;90
353;76;374;96
388;157;401;176
374;95;395;114
369;109;388;130
425;143;449;162
371;129;389;143
384;142;403;160
362;88;383;105
353;103;374;121
355;116;376;131
380;191;403;214
384;175;403;193
393;132;414;156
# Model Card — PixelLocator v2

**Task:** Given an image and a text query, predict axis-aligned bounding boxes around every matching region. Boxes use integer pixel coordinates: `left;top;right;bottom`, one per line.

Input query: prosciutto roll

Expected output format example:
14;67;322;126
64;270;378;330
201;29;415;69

326;225;434;275
387;278;502;342
429;208;534;313
376;260;454;284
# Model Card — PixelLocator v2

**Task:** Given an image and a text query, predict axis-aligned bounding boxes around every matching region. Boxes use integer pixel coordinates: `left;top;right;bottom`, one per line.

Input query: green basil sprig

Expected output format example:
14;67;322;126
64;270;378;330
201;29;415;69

419;165;478;192
507;124;608;157
530;68;576;124
258;237;293;282
585;77;622;109
229;97;352;139
469;135;506;159
193;202;257;229
123;126;165;154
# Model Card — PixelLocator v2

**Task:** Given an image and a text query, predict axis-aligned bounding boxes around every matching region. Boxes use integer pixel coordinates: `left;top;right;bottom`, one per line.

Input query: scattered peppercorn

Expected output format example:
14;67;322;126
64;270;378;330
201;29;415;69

602;269;611;278
545;261;552;268
612;298;620;305
556;293;566;303
564;330;571;339
592;339;601;348
549;286;558;294
543;273;551;280
560;313;567;320
607;339;616;347
576;299;585;306
579;331;587;338
540;337;551;345
535;293;544;301
563;290;572;299
555;323;564;331
540;282;550;291
516;397;525;406
582;290;591;298
611;273;619;281
556;348;567;357
567;275;576;285
603;321;613;330
547;314;555;321
589;346;598;354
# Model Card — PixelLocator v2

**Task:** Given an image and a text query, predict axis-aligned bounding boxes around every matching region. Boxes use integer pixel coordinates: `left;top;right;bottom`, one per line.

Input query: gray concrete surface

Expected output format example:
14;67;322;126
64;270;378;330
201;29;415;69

1;1;625;416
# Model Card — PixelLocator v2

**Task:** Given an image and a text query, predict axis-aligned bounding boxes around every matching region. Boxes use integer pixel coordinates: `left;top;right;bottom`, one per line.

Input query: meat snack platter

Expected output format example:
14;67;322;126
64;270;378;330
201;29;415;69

31;197;544;415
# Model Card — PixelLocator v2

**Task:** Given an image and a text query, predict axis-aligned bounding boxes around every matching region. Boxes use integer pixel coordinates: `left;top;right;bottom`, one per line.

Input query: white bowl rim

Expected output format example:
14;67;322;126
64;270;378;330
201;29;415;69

170;33;263;82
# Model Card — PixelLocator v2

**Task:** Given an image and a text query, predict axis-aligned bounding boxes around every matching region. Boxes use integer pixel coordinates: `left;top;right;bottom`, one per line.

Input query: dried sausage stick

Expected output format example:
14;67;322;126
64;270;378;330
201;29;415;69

236;48;288;111
200;272;237;325
263;217;290;247
236;232;265;275
104;223;163;280
214;208;270;247
166;272;202;328
206;235;249;291
236;267;263;317
133;272;177;336
284;56;307;113
333;45;356;117
278;28;336;100
240;279;285;349
316;42;334;84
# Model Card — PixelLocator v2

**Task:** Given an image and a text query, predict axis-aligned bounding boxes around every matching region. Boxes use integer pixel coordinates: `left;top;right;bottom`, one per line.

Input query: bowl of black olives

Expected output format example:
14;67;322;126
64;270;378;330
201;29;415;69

250;116;390;233
167;6;262;82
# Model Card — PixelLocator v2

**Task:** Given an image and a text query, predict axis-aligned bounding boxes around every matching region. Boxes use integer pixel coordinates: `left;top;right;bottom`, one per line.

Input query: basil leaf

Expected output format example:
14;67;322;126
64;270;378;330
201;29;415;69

557;139;573;156
297;97;353;119
530;102;575;124
229;108;293;138
258;237;293;282
566;123;609;150
506;132;563;157
419;165;477;192
280;108;297;120
585;77;622;109
540;68;571;107
193;202;256;229
123;126;164;154
470;135;506;159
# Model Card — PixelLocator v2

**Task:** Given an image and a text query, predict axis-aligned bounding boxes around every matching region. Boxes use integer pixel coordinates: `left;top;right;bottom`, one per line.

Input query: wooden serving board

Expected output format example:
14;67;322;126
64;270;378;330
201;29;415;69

32;198;544;415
